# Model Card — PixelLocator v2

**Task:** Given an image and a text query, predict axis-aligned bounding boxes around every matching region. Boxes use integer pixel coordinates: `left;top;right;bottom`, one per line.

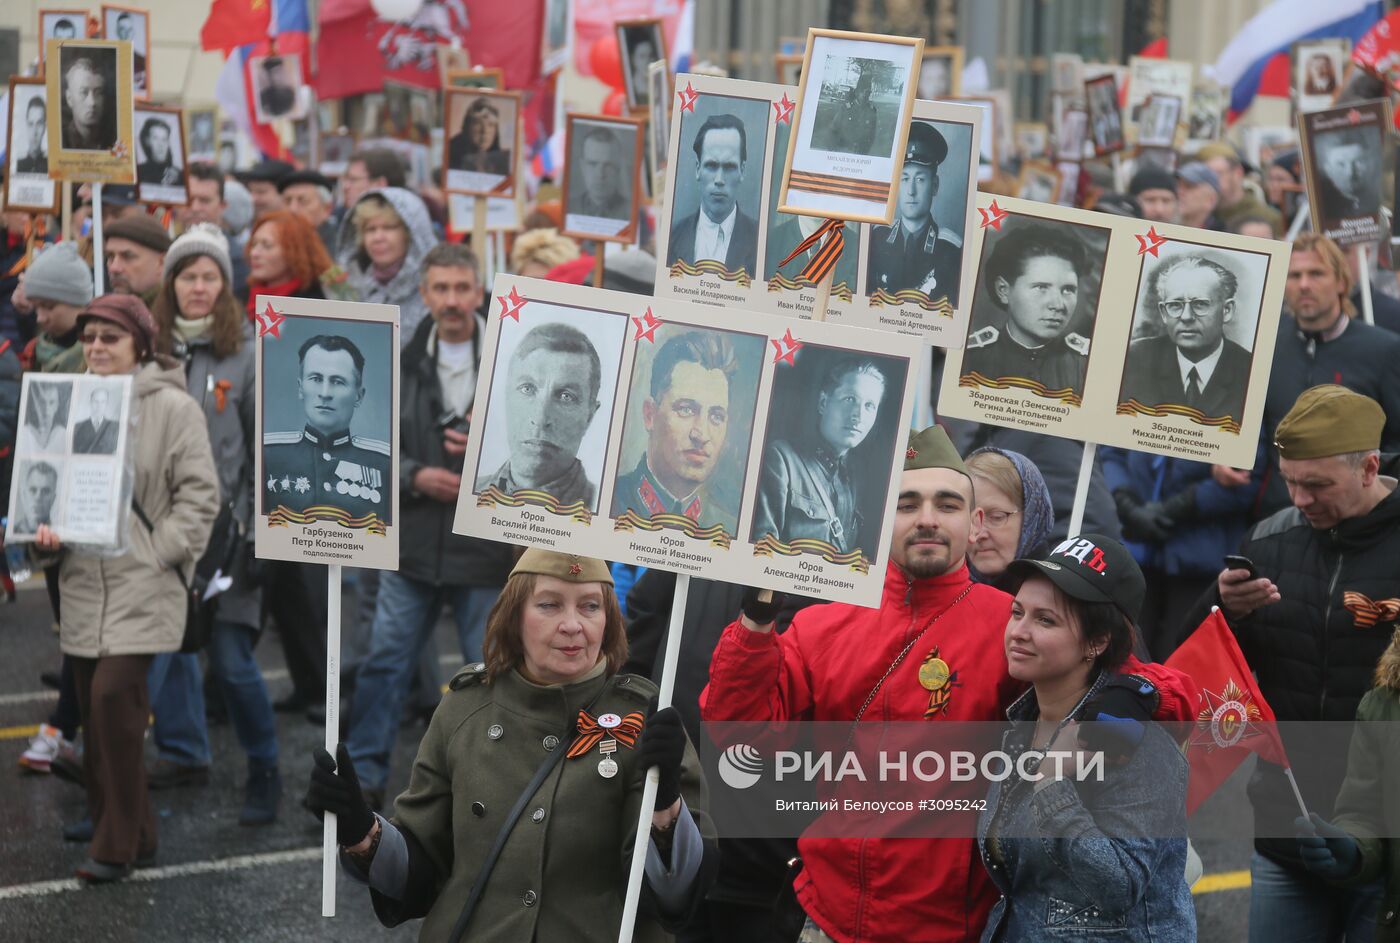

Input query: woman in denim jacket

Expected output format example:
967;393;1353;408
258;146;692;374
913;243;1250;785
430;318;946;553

976;533;1195;942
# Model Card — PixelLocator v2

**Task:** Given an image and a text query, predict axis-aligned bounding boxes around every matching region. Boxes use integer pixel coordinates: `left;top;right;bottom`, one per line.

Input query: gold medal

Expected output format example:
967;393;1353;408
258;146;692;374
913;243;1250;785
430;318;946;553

919;656;950;691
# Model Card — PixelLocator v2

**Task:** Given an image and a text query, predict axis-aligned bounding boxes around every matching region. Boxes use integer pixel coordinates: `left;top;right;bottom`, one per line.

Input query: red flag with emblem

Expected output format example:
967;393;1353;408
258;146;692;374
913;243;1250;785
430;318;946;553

200;0;273;52
1166;610;1289;814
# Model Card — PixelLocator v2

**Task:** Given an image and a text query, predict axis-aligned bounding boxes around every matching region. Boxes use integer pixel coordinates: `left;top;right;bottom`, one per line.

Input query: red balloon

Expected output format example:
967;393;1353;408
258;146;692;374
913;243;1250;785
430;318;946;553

602;89;626;116
589;33;625;90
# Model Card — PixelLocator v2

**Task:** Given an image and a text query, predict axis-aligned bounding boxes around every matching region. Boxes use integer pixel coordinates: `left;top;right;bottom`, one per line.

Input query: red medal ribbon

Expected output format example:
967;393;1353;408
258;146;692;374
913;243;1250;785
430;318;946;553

567;709;645;758
777;217;845;285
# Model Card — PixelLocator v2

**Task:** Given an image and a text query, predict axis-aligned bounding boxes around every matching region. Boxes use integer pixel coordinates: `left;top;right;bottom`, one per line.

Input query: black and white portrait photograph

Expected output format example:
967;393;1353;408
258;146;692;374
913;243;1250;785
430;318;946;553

443;89;518;196
750;345;909;561
1293;39;1347;115
1118;242;1268;429
959;213;1111;404
102;5;149;99
1016;162;1062;204
187;106;217;162
1301;99;1390;247
39;10;86;60
765;118;858;294
611;324;766;540
1085;74;1124;156
647;59;670;188
1051;53;1084;95
5;78;59;214
1054;103;1088;161
474;302;629;516
17;377;72;455
260;318;394;525
56;44;118;152
1187;82;1226;145
918;46;962;100
665;93;767;276
7;459;63;537
71;378;125;456
1136;94;1181;148
541;0;571;74
134;106;188;206
563;114;643;242
250;54;305;123
1014;122;1049;161
617;18;666;113
810;54;903;158
46;37;134;182
864;116;974;303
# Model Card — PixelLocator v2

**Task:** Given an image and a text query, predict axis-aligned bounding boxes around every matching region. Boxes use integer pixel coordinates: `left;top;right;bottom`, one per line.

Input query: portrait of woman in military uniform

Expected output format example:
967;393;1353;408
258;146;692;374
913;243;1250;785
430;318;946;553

959;213;1110;405
750;344;909;561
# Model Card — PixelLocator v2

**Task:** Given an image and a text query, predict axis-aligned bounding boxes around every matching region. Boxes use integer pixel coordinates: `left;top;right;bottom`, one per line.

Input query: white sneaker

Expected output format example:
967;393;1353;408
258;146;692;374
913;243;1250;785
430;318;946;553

19;724;69;773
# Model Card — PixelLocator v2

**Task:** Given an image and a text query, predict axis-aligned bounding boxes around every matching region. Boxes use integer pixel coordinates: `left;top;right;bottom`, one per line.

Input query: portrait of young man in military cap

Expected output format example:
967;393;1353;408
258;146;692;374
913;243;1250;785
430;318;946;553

959;214;1110;403
611;323;765;539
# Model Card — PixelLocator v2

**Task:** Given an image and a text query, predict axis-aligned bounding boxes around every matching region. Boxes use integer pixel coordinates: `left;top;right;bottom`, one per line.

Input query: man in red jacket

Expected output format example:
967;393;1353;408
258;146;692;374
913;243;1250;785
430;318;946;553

701;425;1195;943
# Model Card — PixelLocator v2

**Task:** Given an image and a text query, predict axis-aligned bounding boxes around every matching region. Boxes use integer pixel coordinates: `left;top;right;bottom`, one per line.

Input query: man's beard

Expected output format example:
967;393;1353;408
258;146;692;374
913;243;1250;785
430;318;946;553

902;527;955;579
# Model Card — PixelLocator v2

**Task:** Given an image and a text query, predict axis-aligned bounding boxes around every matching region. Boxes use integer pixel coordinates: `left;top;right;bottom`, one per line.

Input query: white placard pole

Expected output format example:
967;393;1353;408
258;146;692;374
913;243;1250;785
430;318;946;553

322;563;342;916
1286;201;1310;240
92;183;104;295
616;573;689;943
1068;441;1098;537
1356;246;1375;326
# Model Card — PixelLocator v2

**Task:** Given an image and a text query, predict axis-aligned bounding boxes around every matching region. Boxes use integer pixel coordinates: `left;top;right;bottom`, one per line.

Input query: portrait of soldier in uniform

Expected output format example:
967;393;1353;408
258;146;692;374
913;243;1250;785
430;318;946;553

110;11;147;96
564;120;640;240
14;95;49;175
666;113;760;275
961;219;1100;401
751;355;890;555
263;334;392;523
254;56;298;122
476;322;603;510
612;330;740;535
59;49;118;152
1119;252;1254;424
809;56;900;159
865;120;964;302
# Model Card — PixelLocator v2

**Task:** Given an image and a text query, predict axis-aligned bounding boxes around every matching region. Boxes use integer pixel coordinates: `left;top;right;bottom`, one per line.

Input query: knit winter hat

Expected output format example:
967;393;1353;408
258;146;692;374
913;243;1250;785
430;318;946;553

25;242;94;307
163;223;233;286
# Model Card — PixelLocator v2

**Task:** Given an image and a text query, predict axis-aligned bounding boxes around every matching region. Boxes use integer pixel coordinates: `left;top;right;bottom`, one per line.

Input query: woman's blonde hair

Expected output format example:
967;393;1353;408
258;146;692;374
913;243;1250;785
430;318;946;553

510;227;580;274
480;572;628;682
966;450;1024;511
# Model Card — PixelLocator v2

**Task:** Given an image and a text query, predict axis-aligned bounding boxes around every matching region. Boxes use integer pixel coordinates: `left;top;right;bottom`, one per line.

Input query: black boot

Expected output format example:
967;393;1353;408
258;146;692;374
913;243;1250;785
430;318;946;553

239;765;282;827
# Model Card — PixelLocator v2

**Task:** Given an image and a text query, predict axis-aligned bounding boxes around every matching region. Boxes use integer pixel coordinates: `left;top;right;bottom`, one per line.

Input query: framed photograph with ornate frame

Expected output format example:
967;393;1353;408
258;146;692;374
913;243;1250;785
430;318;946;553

38;9;88;67
46;38;135;184
133;103;188;207
617;18;666;114
918;45;963;99
445;67;504;91
5;78;60;215
442;88;520;198
100;4;151;100
775;54;803;86
562;113;644;244
778;28;925;224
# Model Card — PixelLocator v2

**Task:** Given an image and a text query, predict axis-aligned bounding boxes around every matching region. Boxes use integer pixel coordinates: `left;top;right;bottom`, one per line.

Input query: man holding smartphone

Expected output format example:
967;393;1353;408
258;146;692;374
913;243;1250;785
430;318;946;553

1205;385;1399;943
343;243;514;809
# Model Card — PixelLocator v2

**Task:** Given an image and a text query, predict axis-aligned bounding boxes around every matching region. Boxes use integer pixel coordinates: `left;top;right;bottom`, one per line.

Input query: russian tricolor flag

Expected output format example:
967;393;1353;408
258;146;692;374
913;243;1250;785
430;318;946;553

1213;0;1382;117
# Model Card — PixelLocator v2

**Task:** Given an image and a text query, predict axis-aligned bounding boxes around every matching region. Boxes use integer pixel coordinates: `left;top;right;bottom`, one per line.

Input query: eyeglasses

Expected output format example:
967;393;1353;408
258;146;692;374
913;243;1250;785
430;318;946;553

80;331;129;346
980;508;1020;530
1158;298;1216;319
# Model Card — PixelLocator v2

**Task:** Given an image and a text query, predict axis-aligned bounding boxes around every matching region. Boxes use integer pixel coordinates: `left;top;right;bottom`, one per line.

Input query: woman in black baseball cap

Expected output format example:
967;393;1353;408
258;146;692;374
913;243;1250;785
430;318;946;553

975;533;1195;942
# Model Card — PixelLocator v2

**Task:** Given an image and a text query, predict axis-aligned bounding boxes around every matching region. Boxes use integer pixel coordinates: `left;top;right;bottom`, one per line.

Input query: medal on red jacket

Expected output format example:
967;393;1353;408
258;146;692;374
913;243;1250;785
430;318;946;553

919;646;960;717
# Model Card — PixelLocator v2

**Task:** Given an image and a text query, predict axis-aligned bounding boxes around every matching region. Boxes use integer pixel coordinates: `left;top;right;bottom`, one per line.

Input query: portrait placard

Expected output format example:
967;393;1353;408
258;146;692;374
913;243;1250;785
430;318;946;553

1016;161;1062;203
1136;94;1182;149
5;78;60;214
1299;98;1391;247
1186;81;1227;148
1124;56;1192;145
778;29;925;224
100;5;150;100
249;53;306;123
442;88;520;197
955;96;998;181
1085;74;1124;157
1293;39;1348;115
1053;101;1088;162
186;105;218;163
541;0;572;75
561;113;644;244
38;9;88;66
918;46;963;99
448;192;523;233
937;195;1289;467
617;18;666;114
133;104;188;207
454;276;921;608
254;295;400;569
7;373;133;547
1014;121;1049;161
647;59;671;196
45;38;135;184
1051;53;1084;95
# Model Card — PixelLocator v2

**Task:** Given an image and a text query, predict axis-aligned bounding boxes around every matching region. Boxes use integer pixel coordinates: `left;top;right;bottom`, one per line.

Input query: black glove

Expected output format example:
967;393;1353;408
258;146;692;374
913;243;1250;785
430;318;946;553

741;586;784;626
305;744;376;847
1153;485;1198;525
1114;489;1173;543
1076;674;1157;761
637;706;687;811
1295;814;1362;880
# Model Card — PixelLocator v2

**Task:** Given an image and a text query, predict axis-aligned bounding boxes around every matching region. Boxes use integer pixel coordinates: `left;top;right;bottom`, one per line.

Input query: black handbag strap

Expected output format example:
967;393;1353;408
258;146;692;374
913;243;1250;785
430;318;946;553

130;496;190;593
446;688;607;943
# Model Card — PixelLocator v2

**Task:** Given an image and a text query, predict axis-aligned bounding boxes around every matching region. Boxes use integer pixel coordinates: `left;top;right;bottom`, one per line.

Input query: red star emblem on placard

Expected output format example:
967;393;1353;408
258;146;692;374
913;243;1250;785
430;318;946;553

774;93;795;125
678;82;699;114
1136;225;1168;257
632;307;663;343
110;140;129;159
497;286;527;321
771;328;803;366
255;302;286;339
978;199;1009;230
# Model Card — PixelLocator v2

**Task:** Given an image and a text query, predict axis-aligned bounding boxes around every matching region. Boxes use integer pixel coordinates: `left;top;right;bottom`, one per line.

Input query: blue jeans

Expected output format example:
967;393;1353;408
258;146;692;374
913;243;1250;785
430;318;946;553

1249;851;1383;943
346;573;499;791
148;651;211;767
206;621;278;770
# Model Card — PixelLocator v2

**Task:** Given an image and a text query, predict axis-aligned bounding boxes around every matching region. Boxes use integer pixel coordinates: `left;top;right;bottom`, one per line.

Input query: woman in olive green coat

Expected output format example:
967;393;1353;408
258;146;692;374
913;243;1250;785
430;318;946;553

1296;629;1400;942
306;549;717;942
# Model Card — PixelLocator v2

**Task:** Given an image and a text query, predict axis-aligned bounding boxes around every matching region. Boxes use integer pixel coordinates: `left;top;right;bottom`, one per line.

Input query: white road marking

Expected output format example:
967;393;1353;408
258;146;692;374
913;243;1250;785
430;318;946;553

0;847;323;901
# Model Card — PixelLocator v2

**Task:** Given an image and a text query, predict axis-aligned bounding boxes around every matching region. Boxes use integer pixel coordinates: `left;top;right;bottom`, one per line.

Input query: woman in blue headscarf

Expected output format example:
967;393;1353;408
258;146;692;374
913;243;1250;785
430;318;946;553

964;447;1055;585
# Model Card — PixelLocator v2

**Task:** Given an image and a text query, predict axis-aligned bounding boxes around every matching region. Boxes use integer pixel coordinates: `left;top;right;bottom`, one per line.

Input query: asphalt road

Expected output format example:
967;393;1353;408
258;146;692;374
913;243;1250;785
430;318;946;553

1;575;1254;941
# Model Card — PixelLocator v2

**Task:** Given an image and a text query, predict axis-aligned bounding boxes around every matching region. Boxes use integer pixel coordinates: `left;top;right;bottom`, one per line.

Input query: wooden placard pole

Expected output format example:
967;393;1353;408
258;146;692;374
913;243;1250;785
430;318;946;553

593;247;606;288
61;184;74;243
616;573;690;943
472;198;488;280
322;563;343;916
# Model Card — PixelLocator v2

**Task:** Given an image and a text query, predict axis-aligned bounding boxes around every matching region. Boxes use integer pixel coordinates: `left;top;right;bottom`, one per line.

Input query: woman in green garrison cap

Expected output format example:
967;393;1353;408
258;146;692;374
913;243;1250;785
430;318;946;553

305;549;718;942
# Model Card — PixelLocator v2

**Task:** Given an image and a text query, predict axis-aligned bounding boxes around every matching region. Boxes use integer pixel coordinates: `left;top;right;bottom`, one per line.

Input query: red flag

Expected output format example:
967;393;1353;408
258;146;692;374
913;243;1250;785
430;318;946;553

1165;610;1289;814
1137;37;1169;58
1353;9;1400;89
201;0;273;52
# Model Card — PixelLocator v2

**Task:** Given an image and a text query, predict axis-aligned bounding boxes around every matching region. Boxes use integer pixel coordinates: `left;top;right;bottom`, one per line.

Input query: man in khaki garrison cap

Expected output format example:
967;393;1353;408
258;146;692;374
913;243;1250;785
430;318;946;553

1207;384;1398;940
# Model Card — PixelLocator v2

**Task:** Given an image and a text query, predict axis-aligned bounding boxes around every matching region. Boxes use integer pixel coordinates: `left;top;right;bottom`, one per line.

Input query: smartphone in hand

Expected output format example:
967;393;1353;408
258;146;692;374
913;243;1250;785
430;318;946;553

1223;554;1258;580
